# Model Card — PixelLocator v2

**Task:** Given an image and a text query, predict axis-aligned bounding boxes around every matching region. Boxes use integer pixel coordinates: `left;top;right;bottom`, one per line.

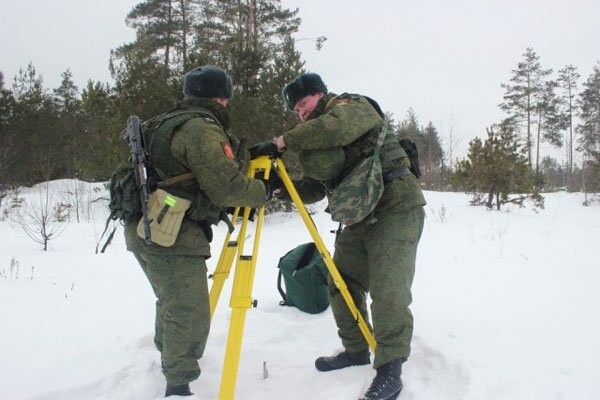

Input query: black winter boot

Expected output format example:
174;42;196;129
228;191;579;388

359;359;403;400
165;383;193;397
315;349;370;372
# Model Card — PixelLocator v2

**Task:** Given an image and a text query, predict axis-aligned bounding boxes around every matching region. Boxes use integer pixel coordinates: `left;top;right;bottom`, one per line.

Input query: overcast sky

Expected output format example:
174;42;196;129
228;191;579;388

2;0;599;160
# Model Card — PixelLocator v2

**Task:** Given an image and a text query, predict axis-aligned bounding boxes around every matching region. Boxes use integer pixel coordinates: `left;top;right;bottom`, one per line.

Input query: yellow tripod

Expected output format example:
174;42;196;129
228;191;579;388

208;155;377;400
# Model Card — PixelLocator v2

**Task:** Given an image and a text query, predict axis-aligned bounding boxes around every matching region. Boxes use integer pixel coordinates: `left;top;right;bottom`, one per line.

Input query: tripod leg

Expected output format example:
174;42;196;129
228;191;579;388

218;157;271;400
209;212;239;318
209;206;245;318
215;155;375;400
274;158;378;352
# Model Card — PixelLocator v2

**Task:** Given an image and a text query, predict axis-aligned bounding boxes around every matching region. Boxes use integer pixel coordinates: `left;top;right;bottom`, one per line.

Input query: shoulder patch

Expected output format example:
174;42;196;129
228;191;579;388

333;98;351;106
221;142;235;160
328;93;361;108
327;97;352;109
338;93;361;100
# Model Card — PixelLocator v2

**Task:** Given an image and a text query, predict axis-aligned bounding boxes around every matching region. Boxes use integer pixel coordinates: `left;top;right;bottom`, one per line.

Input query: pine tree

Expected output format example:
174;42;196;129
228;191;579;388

81;81;126;180
577;62;600;196
557;65;580;189
53;70;86;178
540;156;565;190
421;122;445;190
452;120;541;210
533;79;563;187
192;0;301;96
126;0;197;73
191;0;304;141
113;0;305;143
396;110;445;189
396;109;421;145
11;63;62;183
0;71;17;190
110;33;179;120
500;47;552;170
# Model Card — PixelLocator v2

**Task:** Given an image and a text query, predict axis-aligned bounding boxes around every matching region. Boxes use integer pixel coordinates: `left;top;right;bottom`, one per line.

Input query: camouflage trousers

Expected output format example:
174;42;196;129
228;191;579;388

133;253;211;385
329;205;425;369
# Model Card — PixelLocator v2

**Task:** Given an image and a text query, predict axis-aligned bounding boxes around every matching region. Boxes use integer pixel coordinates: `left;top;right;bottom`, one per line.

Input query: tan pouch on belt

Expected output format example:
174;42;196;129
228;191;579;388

137;189;192;247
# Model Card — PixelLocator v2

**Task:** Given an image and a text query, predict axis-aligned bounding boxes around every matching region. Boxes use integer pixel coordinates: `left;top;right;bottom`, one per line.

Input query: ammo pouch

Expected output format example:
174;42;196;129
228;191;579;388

137;189;192;247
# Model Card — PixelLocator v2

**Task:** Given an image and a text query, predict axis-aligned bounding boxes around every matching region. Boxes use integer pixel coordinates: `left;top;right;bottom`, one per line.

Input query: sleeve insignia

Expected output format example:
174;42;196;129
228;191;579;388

221;142;236;160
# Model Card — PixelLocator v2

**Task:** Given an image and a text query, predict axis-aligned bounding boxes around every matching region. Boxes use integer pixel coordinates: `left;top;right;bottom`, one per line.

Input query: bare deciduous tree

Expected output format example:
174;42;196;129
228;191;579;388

18;183;67;251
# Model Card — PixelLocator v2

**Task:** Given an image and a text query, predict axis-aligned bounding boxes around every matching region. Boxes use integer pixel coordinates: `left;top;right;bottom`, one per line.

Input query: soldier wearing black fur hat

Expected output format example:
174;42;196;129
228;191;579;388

124;65;273;397
263;73;426;400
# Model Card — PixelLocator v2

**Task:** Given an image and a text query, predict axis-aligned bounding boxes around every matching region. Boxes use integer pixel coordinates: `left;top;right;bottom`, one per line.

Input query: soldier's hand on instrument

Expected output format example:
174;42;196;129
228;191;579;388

248;140;282;159
274;136;286;151
261;173;283;200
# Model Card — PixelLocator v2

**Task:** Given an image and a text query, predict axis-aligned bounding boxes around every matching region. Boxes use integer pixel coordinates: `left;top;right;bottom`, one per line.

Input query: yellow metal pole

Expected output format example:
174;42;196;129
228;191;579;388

215;156;376;400
209;206;241;318
209;238;238;318
274;158;377;351
218;156;271;400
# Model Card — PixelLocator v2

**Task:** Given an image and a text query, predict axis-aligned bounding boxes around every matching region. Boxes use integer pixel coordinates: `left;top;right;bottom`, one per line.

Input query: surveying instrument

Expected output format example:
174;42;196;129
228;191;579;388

208;155;377;399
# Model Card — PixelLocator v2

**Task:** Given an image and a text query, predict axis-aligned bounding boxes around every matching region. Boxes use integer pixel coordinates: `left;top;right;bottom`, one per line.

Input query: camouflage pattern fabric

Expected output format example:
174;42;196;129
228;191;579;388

298;146;345;181
327;153;383;225
282;93;425;215
283;94;383;151
327;120;388;226
281;92;426;369
124;97;266;257
124;97;267;386
330;205;425;368
133;252;210;385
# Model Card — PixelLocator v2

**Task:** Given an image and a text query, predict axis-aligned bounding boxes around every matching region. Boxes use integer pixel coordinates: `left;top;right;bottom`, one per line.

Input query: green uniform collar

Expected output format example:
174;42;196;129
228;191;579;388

305;92;337;121
179;96;231;130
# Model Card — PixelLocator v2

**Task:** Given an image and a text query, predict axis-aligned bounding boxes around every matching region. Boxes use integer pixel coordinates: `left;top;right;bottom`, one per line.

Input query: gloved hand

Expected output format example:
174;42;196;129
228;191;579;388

248;140;283;159
261;173;283;200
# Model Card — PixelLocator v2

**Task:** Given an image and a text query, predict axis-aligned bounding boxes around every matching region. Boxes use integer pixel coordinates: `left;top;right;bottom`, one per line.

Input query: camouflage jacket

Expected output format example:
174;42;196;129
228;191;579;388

125;96;266;256
282;93;426;220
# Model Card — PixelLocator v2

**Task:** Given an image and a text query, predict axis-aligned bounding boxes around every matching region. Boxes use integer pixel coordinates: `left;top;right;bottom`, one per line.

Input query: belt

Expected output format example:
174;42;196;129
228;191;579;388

383;167;412;183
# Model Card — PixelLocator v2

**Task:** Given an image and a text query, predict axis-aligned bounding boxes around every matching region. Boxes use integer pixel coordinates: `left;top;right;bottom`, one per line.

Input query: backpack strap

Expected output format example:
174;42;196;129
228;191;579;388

96;219;117;254
145;108;223;131
96;211;118;254
277;269;287;306
147;108;223;184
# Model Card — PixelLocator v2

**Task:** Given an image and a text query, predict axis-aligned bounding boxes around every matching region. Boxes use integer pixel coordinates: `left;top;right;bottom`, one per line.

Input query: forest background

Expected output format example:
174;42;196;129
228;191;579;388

1;0;599;210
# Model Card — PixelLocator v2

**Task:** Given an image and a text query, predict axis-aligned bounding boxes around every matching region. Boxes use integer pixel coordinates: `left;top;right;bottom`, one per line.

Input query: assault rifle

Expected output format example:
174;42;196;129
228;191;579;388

122;115;153;245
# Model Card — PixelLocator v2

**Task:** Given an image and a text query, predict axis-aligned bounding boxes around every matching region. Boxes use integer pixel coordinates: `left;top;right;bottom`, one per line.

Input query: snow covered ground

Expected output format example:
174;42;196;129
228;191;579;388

1;182;599;400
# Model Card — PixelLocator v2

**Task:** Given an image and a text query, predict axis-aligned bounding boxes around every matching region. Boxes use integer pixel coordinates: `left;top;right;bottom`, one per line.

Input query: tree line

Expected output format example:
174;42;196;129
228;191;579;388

0;2;598;209
0;0;307;187
452;48;600;208
0;0;446;192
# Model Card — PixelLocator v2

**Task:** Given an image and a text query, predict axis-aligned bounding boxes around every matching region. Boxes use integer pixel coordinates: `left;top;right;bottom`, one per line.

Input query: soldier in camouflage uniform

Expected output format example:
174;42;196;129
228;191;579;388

124;66;271;397
270;73;426;400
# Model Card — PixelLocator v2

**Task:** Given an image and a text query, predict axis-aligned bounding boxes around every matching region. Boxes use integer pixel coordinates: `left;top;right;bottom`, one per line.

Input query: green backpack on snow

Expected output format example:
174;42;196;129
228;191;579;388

277;242;330;314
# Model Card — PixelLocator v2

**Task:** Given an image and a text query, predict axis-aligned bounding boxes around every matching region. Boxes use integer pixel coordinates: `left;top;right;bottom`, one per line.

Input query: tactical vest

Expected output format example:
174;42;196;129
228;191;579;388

144;106;224;224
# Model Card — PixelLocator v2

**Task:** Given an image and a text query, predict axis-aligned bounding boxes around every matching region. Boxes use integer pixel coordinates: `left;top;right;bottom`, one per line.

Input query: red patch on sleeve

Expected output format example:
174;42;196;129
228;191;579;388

221;142;235;160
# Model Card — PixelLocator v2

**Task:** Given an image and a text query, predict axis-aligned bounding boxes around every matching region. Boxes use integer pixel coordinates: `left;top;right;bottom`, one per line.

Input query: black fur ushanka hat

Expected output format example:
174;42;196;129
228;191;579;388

183;65;233;99
282;73;328;110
